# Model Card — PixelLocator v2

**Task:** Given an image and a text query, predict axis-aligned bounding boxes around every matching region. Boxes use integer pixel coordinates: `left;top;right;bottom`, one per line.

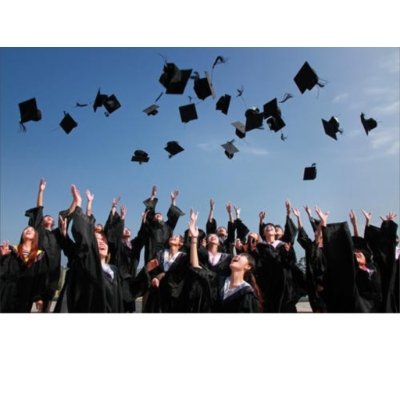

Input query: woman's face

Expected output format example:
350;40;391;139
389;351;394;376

229;254;251;273
42;215;54;229
354;250;366;266
122;228;131;239
263;224;276;237
169;234;182;247
207;234;219;246
95;232;109;258
22;226;36;241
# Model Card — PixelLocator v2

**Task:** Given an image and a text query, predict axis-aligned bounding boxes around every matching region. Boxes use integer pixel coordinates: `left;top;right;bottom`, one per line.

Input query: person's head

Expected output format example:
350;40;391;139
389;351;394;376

42;214;55;230
216;226;227;239
20;226;38;245
263;223;276;241
168;234;184;249
122;227;131;239
354;249;367;267
247;232;260;248
18;226;39;265
95;231;109;260
153;212;163;223
95;224;104;233
274;225;284;239
207;233;219;248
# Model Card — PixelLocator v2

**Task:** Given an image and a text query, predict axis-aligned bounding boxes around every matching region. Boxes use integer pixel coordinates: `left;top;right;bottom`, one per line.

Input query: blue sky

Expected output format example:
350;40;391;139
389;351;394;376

1;47;399;245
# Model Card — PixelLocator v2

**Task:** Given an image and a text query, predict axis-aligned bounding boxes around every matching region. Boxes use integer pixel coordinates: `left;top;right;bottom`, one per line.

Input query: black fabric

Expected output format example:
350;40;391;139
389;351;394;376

25;206;62;302
216;285;260;313
0;247;48;313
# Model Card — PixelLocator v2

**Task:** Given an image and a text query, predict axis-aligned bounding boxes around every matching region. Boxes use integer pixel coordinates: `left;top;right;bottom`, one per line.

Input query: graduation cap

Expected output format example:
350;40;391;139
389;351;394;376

245;108;264;132
216;94;231;115
179;103;198;123
59;112;78;134
131;150;149;164
303;163;317;180
164;141;184;158
322;116;343;140
193;72;215;101
104;94;121;115
143;104;159;116
221;140;239;159
231;121;246;139
360;113;378;135
93;89;108;112
263;98;286;132
294;61;324;94
159;63;193;95
18;98;42;129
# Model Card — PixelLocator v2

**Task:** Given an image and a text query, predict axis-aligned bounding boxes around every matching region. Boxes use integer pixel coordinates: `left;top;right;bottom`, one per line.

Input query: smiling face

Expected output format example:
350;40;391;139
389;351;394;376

229;254;252;274
22;226;36;241
263;224;276;241
169;234;183;248
207;233;219;246
95;232;109;259
42;215;54;229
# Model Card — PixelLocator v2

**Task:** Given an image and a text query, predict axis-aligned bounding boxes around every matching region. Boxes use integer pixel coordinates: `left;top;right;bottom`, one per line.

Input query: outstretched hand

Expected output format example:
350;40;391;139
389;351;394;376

39;177;46;192
315;206;329;226
86;190;94;202
0;241;11;256
188;209;199;238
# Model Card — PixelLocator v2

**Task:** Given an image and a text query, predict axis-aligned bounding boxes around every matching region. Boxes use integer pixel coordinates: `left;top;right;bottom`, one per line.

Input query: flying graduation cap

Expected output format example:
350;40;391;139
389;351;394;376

216;95;231;115
245;108;264;132
159;63;193;95
103;94;121;115
131;150;149;164
360;113;378;135
263;98;286;132
221;140;239;159
231;121;246;139
143;104;159;116
303;163;317;180
59;112;78;134
179;103;198;123
193;72;216;101
93;89;108;112
164;141;184;158
322;116;343;140
294;61;325;94
18;98;42;130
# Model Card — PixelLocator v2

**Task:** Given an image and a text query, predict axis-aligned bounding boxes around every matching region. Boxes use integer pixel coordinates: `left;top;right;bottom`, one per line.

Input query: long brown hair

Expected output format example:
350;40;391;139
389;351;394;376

241;253;264;312
17;227;40;267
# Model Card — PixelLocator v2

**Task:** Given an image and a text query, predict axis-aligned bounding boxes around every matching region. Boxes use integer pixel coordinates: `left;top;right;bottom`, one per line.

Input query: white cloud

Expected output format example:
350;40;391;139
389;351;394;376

379;51;400;74
241;146;270;156
371;100;400;116
331;93;349;104
197;142;217;151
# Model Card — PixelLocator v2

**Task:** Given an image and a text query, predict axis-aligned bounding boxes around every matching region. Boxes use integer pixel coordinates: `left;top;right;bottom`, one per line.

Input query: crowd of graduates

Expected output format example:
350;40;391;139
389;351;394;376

0;178;399;313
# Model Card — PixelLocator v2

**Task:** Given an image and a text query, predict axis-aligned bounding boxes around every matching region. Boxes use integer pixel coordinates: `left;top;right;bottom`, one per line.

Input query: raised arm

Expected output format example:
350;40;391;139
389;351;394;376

36;177;46;208
189;209;201;268
226;202;234;224
170;190;179;207
349;209;360;237
258;211;266;237
315;206;329;227
85;190;94;217
292;208;303;230
208;199;215;224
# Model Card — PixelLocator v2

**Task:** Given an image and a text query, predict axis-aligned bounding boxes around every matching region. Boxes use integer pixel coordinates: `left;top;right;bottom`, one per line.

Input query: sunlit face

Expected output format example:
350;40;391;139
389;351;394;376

122;228;131;239
275;226;284;239
248;233;259;247
263;224;276;237
95;232;109;258
169;234;182;247
229;254;251;273
154;213;163;222
22;226;36;241
207;234;219;246
354;250;366;266
42;215;54;229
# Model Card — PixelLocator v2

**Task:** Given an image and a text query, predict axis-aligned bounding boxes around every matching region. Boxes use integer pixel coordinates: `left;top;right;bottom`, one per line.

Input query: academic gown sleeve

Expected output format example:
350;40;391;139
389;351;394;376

206;218;217;235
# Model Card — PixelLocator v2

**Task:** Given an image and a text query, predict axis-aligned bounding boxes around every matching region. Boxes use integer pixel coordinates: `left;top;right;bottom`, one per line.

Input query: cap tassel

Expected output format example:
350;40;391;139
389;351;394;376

19;122;27;132
75;102;88;107
279;93;293;103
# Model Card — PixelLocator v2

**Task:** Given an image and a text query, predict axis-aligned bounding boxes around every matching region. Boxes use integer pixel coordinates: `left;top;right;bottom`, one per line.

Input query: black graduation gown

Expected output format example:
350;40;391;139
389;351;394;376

142;203;184;263
297;227;328;312
206;218;235;254
65;207;124;313
0;247;48;313
143;251;189;313
216;284;260;313
25;206;62;302
365;221;398;312
104;210;144;312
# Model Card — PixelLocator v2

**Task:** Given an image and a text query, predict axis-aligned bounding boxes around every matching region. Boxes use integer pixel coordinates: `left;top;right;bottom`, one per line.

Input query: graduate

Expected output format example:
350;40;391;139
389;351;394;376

0;226;48;312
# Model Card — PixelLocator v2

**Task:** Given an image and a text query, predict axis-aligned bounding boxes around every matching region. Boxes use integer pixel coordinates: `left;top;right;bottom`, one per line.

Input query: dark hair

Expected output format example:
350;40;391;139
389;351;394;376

18;227;40;267
241;253;264;312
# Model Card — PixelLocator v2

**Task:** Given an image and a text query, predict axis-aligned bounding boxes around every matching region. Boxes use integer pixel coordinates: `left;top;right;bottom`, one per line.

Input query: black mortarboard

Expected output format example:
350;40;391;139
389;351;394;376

193;73;215;101
19;98;42;126
164;141;184;158
231;121;246;139
263;98;285;132
93;89;108;112
104;95;121;115
245;108;264;132
216;94;231;115
59;112;78;134
221;140;239;159
303;163;317;180
322;116;342;140
179;103;198;123
360;113;378;135
294;61;323;94
131;150;149;164
143;104;159;116
159;63;193;95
